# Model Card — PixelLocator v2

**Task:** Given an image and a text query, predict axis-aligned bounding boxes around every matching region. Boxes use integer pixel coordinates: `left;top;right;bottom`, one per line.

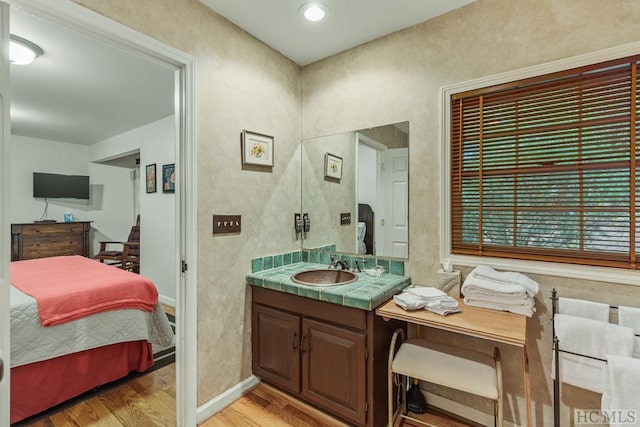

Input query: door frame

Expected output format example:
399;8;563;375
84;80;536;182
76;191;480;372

2;0;198;425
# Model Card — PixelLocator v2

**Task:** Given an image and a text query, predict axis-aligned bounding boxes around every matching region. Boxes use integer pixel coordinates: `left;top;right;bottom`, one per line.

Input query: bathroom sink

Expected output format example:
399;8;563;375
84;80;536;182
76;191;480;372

291;269;358;287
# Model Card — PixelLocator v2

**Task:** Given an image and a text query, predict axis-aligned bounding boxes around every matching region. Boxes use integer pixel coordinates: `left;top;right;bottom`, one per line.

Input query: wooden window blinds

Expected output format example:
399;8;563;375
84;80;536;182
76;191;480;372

451;56;640;269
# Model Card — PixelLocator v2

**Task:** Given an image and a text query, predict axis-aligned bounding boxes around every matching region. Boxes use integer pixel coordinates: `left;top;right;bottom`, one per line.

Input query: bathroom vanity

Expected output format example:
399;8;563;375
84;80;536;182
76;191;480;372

248;261;409;427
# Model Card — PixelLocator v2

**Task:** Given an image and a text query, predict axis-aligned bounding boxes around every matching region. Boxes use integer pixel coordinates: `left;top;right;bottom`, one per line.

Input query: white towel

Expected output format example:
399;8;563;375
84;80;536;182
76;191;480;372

618;306;640;358
558;297;609;322
601;355;640;427
464;296;535;317
462;270;528;297
473;265;539;297
553;314;634;393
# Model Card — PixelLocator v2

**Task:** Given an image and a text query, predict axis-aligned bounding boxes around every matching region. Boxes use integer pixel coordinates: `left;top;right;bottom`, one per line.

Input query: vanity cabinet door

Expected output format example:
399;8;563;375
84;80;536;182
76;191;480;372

252;304;301;393
301;318;366;425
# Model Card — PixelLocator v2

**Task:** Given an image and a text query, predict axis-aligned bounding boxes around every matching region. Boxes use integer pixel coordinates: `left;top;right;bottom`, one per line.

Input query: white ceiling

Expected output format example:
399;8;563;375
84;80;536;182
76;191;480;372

10;8;175;145
9;1;474;145
199;0;476;65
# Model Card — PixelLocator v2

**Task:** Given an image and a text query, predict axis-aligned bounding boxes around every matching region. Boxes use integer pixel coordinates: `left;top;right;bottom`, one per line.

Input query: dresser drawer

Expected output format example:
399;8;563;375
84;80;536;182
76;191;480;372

22;237;84;259
21;223;85;237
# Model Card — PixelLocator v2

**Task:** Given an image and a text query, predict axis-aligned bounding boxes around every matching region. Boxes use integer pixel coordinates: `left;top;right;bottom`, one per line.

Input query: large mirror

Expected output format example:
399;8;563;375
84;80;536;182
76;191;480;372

301;122;409;258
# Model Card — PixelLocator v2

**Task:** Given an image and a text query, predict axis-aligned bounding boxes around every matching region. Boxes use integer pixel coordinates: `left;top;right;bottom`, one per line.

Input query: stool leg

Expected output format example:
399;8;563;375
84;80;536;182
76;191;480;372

388;370;394;426
495;347;504;427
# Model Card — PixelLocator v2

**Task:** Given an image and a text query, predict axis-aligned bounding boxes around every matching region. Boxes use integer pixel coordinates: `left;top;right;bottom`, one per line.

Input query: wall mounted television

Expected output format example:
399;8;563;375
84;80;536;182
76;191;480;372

33;172;90;200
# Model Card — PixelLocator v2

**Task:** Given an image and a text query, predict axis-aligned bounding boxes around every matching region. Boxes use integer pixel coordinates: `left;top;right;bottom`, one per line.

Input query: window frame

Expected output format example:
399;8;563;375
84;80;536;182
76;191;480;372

440;41;640;286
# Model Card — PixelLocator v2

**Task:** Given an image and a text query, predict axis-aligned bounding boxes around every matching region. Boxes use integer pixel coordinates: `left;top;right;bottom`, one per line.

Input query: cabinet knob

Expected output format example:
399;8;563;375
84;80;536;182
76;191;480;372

300;335;308;353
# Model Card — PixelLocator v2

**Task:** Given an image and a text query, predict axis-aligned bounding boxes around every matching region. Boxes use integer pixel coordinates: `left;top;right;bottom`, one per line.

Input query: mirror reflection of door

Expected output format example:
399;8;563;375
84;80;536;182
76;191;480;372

357;132;409;258
381;148;409;258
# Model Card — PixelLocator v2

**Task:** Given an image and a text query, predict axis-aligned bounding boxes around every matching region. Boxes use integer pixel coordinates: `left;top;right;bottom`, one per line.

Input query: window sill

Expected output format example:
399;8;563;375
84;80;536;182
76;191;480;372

446;254;640;287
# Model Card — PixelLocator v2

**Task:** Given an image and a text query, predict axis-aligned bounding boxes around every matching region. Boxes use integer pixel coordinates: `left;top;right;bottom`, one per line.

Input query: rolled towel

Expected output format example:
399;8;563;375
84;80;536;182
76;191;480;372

558;297;609;322
618;306;640;358
553;314;634;393
473;265;539;296
601;355;640;427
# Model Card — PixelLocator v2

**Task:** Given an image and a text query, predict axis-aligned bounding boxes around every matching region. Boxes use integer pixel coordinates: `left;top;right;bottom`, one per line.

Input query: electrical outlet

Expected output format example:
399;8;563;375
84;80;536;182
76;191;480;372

213;214;241;234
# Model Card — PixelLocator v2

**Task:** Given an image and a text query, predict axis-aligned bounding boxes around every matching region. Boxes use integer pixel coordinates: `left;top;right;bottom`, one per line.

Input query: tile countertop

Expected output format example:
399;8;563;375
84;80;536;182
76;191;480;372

246;262;411;311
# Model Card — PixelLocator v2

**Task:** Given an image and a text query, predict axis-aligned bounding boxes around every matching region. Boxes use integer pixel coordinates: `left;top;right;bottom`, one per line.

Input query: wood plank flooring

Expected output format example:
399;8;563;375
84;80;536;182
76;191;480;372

203;383;475;427
17;362;473;427
14;363;176;427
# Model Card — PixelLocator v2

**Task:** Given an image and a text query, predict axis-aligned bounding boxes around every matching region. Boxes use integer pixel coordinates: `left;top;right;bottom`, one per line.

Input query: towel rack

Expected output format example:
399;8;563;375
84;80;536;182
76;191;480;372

550;289;640;427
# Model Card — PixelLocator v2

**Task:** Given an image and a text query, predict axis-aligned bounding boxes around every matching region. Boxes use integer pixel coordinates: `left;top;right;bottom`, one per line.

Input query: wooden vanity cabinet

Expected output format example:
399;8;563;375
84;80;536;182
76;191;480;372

252;286;404;427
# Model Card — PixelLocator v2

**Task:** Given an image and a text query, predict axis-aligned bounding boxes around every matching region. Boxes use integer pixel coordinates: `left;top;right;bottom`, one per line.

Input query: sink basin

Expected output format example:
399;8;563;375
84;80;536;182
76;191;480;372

291;269;358;287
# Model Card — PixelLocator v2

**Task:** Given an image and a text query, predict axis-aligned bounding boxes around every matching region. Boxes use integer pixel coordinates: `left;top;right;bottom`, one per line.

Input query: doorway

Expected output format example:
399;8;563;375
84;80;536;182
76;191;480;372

0;0;197;425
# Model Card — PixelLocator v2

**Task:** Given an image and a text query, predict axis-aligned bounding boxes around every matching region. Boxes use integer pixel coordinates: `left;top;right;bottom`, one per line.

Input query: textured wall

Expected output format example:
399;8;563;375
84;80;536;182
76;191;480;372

301;0;640;425
71;0;302;406
301;131;356;252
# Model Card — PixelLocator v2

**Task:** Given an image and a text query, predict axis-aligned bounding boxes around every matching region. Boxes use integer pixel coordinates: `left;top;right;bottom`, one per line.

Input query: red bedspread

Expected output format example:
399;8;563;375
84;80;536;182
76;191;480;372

10;255;158;326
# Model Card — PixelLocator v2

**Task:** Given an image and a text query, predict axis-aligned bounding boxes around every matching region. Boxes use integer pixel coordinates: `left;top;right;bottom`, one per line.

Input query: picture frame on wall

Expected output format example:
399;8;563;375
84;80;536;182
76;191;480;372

241;130;274;167
163;163;176;193
145;163;156;193
324;153;343;180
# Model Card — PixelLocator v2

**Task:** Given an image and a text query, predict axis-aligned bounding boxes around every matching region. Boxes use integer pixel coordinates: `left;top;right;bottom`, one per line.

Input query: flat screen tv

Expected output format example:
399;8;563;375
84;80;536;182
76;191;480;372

33;172;90;200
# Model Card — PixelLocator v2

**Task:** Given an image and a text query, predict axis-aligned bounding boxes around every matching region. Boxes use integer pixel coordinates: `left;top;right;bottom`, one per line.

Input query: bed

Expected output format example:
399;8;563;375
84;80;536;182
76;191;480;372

9;255;175;423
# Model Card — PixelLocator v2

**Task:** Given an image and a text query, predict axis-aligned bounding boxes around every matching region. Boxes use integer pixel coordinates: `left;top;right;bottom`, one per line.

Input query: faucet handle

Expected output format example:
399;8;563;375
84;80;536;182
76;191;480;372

328;257;336;269
352;261;361;273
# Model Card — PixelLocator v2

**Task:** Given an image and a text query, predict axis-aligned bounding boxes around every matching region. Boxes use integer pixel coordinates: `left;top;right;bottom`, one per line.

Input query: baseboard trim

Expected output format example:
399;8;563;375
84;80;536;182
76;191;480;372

196;375;261;424
423;390;520;427
158;294;176;308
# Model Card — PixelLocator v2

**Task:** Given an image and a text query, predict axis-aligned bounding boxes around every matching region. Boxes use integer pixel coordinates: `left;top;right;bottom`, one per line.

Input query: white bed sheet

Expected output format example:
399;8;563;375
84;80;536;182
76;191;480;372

10;284;175;368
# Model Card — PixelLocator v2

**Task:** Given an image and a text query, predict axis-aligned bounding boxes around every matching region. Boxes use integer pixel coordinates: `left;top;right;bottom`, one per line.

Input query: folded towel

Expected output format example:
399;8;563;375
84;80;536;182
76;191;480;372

464;296;535;317
462;270;528;297
425;296;461;316
601;355;640;427
553;314;634;393
473;265;539;296
558;297;609;322
618;306;640;358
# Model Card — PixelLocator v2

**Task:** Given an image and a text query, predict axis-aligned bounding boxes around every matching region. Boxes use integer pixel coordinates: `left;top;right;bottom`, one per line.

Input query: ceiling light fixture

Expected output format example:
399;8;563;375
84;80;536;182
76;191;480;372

299;2;329;22
10;34;44;65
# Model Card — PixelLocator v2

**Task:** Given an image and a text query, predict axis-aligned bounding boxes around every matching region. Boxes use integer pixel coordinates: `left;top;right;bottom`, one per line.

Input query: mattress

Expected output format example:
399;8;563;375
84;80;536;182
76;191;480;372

10;284;174;368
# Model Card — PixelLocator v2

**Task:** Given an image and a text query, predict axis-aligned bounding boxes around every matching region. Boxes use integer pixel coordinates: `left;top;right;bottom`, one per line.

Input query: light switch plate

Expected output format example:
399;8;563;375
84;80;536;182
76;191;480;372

213;214;241;234
340;212;351;225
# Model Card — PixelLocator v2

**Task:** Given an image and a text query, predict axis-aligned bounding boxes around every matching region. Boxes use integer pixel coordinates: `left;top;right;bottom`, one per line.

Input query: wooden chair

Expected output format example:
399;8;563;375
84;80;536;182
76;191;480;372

94;216;140;273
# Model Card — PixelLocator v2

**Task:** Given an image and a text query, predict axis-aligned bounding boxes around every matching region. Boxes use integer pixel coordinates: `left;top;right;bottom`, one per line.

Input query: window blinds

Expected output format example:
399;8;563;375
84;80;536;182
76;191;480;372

451;56;640;269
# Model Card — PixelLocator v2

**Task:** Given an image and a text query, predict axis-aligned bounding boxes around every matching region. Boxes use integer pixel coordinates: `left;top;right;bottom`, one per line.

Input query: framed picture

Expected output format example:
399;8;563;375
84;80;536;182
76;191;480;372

242;130;274;167
324;153;343;180
145;163;156;193
163;163;176;193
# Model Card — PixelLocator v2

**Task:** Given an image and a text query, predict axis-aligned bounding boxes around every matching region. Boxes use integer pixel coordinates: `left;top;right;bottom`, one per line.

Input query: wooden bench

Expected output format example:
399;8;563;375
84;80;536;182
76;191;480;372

388;329;503;427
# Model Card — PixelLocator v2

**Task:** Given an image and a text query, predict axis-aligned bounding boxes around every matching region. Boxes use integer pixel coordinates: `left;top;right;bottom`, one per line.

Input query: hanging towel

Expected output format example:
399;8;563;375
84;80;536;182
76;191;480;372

601;355;640;427
553;314;634;393
618;306;640;358
558;297;609;322
473;265;540;297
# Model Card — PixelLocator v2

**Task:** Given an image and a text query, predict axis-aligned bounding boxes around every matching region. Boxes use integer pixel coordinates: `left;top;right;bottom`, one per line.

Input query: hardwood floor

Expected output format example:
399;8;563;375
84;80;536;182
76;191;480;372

17;364;472;427
15;364;176;427
203;383;475;427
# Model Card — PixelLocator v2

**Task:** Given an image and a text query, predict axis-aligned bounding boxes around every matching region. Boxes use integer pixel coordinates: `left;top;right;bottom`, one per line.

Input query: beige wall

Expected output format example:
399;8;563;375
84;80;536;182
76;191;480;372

71;0;302;407
302;0;640;425
301;131;356;252
64;0;640;425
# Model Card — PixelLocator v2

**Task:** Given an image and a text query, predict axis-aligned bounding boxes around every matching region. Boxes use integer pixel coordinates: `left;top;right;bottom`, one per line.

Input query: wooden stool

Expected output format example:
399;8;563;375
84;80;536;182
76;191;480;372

388;329;503;427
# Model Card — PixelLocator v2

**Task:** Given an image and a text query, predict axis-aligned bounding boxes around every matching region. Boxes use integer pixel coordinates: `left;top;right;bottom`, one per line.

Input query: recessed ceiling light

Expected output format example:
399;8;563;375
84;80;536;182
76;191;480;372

10;34;44;65
299;2;329;22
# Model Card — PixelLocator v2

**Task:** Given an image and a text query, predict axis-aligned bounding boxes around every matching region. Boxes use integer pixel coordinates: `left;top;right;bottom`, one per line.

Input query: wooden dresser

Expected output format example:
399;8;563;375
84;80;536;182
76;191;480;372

11;221;92;261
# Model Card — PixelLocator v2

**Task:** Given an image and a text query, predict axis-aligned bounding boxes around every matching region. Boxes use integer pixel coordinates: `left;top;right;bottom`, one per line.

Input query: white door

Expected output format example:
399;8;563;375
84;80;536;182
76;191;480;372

381;148;409;258
0;1;11;423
